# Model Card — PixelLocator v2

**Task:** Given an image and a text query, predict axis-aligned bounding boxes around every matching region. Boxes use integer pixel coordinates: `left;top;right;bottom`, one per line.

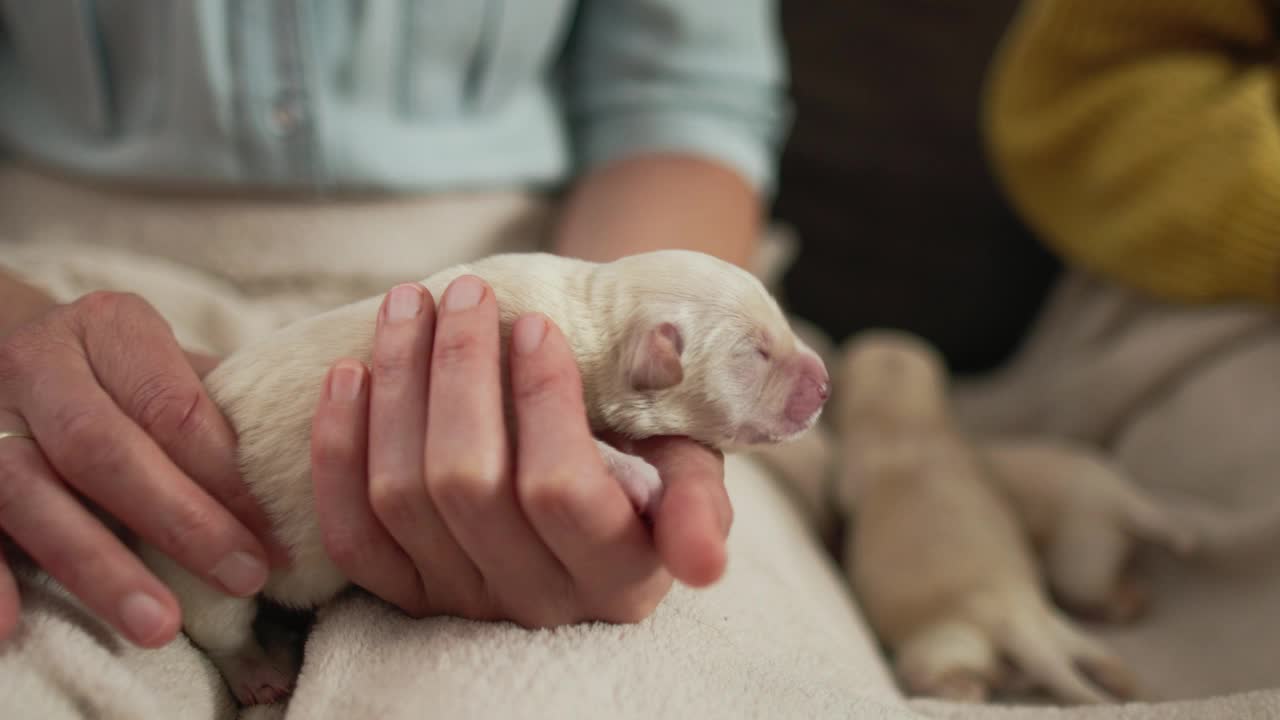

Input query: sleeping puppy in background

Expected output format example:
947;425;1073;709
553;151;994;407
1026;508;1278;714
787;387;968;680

983;438;1280;623
834;330;1135;705
980;440;1195;623
140;249;831;705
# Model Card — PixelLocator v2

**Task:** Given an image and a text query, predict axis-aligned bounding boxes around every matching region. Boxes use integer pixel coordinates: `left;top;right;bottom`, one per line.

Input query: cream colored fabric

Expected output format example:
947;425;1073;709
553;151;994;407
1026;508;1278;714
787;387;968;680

2;164;1279;719
0;165;555;351
0;567;236;720
914;690;1280;720
285;456;909;720
0;461;912;720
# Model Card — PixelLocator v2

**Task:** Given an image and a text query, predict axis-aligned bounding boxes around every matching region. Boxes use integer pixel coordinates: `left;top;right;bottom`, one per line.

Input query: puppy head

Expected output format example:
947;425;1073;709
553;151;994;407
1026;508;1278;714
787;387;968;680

836;329;948;426
600;250;830;449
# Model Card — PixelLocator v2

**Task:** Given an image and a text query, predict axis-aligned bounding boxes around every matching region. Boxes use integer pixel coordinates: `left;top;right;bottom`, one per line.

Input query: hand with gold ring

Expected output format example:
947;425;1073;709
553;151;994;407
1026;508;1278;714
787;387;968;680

0;291;286;647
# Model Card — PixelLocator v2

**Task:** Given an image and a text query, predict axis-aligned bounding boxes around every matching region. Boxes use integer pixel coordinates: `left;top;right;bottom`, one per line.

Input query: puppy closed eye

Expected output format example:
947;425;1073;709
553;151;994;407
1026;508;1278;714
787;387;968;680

729;343;770;383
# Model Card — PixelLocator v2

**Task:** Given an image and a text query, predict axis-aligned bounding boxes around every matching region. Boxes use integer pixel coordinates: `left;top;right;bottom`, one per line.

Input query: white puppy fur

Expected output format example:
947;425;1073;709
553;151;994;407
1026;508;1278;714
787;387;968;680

140;249;830;705
834;330;1134;705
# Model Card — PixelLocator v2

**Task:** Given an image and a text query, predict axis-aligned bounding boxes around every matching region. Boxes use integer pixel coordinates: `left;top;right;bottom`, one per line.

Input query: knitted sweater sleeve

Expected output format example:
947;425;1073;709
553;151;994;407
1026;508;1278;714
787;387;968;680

984;0;1280;304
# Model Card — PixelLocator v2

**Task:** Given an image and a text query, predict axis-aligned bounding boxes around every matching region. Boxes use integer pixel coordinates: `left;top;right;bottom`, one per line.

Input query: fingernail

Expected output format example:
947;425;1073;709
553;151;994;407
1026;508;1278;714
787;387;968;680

513;315;547;355
330;362;364;402
211;551;269;596
444;276;484;311
387;284;422;322
120;592;169;644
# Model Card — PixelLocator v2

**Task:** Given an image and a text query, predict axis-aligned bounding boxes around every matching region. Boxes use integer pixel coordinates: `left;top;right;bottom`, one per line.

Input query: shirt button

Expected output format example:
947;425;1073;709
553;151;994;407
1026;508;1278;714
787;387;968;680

271;93;305;135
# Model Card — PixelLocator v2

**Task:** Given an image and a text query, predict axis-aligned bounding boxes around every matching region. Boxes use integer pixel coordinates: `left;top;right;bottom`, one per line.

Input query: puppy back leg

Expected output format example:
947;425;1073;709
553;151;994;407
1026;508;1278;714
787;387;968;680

894;619;999;702
997;605;1112;704
138;544;293;705
1047;519;1145;623
1049;613;1141;701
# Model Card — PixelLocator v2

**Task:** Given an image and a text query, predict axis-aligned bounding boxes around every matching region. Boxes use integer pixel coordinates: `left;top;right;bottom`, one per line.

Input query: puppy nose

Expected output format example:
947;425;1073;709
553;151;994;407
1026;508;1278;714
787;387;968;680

785;360;831;424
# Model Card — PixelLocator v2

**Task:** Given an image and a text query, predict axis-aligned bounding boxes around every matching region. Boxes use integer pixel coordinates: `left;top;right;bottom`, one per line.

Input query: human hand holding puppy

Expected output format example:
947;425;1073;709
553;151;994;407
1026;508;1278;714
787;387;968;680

0;266;732;663
143;249;825;704
0;283;285;649
309;275;733;627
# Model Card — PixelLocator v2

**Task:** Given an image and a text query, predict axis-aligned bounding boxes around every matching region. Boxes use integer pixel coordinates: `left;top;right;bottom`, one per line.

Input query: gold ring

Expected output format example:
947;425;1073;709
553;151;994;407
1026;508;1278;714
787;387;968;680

0;431;34;443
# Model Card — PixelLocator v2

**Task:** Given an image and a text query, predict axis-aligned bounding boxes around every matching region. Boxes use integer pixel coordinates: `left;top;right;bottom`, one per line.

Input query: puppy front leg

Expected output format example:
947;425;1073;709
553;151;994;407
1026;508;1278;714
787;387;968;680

594;439;663;515
138;544;293;706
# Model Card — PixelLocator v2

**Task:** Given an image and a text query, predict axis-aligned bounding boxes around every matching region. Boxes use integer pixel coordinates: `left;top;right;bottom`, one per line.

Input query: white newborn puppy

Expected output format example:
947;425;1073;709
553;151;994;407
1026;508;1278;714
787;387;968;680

835;330;1133;705
140;249;829;705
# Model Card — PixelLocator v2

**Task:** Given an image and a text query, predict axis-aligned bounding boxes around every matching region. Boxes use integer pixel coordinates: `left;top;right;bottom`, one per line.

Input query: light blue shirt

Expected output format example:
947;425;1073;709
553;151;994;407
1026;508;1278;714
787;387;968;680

0;1;788;194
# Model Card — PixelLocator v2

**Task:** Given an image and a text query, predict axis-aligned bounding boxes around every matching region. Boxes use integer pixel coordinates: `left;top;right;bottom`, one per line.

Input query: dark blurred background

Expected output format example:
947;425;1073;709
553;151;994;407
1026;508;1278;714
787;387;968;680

773;0;1062;376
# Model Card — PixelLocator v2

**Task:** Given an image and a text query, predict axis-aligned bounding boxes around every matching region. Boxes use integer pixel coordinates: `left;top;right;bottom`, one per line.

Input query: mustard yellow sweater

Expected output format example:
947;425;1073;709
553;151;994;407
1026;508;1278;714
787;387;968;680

985;0;1280;304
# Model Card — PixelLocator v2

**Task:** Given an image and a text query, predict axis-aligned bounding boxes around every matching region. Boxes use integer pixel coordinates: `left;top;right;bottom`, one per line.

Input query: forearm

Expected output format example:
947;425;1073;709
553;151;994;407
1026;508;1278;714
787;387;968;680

552;153;762;268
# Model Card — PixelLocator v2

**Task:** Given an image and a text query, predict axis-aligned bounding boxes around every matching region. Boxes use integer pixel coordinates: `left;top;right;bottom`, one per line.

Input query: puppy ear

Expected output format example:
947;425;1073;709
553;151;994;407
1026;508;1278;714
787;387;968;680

628;322;685;391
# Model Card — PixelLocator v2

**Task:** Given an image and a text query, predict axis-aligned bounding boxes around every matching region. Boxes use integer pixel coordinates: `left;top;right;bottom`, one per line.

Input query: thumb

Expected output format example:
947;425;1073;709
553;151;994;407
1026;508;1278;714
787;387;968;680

634;437;731;587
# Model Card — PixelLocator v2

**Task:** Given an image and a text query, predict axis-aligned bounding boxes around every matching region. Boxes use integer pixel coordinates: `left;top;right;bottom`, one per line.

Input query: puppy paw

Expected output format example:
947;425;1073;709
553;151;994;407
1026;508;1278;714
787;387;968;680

922;669;991;703
213;648;295;706
233;662;293;706
895;621;998;703
1057;574;1150;625
595;439;664;514
1077;654;1140;702
1101;575;1150;624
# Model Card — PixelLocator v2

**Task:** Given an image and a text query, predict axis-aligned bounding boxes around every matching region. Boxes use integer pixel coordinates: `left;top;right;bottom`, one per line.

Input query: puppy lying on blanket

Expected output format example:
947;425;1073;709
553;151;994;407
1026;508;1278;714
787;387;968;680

139;250;831;705
983;438;1280;623
834;330;1135;705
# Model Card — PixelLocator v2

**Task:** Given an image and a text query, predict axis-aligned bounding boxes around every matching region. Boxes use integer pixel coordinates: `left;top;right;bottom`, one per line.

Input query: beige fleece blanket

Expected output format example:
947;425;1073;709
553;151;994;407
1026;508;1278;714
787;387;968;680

1;165;1279;719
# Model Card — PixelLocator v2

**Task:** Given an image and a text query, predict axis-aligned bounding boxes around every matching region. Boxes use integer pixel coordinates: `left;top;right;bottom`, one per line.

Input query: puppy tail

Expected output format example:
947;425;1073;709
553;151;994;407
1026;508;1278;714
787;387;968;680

996;605;1113;705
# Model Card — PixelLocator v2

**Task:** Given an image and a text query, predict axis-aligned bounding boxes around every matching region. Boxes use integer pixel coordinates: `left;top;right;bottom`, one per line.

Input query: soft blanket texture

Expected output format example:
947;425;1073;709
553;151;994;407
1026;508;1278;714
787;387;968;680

1;165;1278;719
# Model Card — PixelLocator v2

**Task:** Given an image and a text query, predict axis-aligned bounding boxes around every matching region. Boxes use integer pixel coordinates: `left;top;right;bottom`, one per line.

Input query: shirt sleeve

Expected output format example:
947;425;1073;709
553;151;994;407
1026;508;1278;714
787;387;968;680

559;0;790;194
985;0;1280;304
